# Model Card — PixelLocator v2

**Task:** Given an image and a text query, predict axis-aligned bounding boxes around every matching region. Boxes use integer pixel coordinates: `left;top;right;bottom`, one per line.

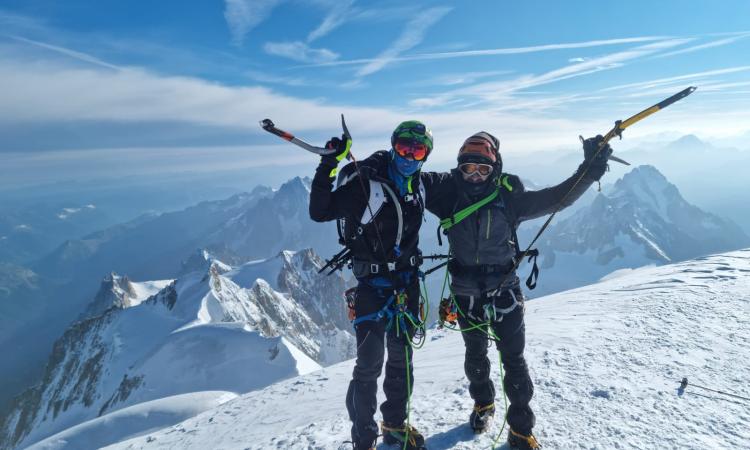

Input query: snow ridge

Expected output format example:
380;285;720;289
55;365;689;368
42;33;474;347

106;249;750;450
0;249;354;450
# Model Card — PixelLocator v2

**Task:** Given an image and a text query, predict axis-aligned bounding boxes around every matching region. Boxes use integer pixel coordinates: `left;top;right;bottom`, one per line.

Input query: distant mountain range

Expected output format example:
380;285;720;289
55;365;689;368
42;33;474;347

0;178;335;415
527;165;750;296
1;249;353;450
2;163;749;448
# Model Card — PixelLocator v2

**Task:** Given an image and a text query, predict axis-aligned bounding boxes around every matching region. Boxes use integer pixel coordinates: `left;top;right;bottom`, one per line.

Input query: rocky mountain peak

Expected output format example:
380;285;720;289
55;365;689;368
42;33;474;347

180;248;230;277
665;133;708;152
81;272;138;318
535;166;750;294
277;176;311;196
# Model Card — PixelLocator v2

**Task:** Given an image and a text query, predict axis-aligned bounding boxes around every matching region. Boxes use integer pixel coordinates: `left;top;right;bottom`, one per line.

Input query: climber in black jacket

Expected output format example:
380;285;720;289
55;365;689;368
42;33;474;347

309;120;433;450
420;132;613;450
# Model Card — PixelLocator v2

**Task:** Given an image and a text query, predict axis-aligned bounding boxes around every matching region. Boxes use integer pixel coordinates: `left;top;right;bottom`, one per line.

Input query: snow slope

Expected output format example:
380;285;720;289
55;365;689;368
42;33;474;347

26;392;238;450
108;249;750;450
1;249;355;450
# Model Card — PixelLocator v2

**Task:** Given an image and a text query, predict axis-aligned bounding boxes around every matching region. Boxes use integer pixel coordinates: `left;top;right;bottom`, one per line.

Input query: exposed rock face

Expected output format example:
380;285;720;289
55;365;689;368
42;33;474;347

81;273;138;318
531;165;750;295
0;249;353;450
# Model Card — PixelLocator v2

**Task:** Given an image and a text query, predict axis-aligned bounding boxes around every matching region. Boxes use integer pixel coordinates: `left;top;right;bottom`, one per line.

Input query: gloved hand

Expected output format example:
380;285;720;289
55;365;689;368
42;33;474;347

582;135;613;180
320;135;351;168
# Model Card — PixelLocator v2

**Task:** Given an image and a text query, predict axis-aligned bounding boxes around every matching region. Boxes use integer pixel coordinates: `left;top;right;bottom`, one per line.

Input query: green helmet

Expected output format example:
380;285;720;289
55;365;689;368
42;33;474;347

391;120;433;153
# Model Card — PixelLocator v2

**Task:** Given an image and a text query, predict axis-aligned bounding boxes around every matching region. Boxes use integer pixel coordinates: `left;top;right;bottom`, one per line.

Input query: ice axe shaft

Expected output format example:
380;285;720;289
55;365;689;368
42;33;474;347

591;86;697;166
609;86;697;141
260;115;352;156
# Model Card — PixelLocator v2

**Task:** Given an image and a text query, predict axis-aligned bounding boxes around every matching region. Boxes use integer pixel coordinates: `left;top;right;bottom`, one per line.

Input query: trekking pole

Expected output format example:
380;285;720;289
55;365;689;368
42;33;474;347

679;377;750;402
491;86;697;294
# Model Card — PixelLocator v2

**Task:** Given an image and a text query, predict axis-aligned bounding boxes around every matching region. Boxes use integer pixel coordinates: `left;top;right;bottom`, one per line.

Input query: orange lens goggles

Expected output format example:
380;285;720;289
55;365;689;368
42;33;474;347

394;140;429;161
459;162;494;176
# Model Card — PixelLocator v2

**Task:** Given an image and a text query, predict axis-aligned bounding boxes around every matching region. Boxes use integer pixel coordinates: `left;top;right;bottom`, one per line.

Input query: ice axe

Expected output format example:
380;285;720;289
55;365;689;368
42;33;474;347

582;86;698;166
491;86;699;296
259;114;352;159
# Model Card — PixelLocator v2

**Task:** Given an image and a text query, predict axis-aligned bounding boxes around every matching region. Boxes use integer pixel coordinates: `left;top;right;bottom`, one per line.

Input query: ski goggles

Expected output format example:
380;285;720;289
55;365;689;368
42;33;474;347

394;139;429;161
459;162;494;177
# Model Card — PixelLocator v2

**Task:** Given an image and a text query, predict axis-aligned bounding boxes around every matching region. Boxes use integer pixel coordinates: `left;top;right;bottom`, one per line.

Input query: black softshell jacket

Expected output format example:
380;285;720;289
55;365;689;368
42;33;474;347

309;151;424;271
421;164;597;296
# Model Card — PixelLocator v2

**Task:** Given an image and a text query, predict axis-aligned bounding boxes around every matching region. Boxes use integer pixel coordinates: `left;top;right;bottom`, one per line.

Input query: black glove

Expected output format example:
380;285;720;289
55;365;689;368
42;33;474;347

320;135;351;168
582;135;613;180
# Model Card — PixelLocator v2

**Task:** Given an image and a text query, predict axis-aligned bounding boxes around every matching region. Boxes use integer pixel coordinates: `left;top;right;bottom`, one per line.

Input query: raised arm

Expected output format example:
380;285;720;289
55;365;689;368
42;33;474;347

309;136;367;222
513;135;612;222
420;170;457;219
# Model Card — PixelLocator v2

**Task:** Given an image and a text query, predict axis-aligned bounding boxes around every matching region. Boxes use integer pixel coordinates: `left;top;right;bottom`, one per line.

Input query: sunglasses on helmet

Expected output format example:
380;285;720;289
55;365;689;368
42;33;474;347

459;162;494;177
394;139;429;161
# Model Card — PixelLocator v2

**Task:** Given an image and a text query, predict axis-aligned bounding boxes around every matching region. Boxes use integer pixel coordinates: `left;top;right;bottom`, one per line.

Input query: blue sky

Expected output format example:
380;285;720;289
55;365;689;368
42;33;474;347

1;0;750;184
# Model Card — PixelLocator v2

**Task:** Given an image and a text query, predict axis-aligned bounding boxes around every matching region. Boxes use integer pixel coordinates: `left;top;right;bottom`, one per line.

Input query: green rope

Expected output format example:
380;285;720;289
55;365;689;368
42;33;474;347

392;280;426;450
488;327;509;449
404;343;412;450
439;266;511;449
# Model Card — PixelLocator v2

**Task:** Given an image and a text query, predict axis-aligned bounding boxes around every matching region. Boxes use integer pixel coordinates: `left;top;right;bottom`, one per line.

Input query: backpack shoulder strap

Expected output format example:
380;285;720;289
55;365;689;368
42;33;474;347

359;179;404;251
439;184;500;232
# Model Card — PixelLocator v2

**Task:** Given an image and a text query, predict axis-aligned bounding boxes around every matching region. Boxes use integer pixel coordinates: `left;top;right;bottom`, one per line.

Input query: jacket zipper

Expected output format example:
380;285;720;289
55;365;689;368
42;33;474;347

475;212;481;264
486;209;492;240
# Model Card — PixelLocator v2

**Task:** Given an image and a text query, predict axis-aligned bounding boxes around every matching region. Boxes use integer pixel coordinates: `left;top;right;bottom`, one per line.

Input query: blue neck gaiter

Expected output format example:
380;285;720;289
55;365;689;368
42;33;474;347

388;151;421;196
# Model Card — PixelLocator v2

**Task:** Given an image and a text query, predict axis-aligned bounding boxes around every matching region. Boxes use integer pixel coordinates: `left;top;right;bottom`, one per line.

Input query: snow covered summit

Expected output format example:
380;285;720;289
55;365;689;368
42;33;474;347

104;249;750;450
0;249;354;450
534;165;749;295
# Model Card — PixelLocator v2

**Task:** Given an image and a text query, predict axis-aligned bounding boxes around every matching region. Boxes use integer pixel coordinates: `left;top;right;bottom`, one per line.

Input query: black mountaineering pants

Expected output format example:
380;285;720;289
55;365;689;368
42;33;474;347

456;286;536;435
345;280;420;449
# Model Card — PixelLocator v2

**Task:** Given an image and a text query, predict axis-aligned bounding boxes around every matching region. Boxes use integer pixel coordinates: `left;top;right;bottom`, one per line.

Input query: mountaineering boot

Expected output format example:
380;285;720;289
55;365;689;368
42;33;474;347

352;442;375;450
469;403;495;433
381;422;427;449
350;439;376;450
507;428;541;449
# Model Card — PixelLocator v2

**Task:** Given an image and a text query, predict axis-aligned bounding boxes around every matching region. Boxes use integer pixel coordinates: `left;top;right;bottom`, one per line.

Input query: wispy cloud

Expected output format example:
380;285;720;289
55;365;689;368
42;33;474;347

224;0;284;47
0;9;48;34
307;0;355;42
6;35;121;70
654;33;750;59
409;39;693;110
421;70;513;87
263;41;339;63
600;66;750;93
304;35;670;69
355;6;452;77
245;69;308;86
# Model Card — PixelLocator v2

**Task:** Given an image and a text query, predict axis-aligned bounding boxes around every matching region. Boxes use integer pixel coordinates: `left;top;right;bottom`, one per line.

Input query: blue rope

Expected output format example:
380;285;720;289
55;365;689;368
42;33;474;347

351;291;421;339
